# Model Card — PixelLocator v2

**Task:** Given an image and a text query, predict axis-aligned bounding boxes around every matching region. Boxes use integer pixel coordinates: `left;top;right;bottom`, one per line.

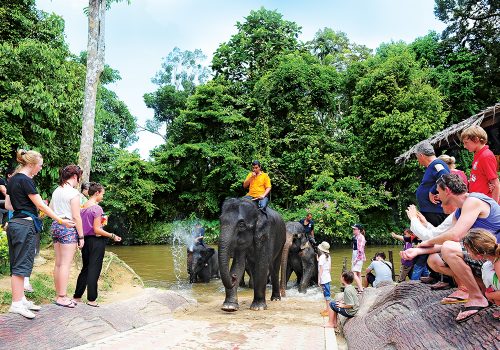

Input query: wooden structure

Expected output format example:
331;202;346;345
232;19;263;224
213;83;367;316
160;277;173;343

396;103;500;164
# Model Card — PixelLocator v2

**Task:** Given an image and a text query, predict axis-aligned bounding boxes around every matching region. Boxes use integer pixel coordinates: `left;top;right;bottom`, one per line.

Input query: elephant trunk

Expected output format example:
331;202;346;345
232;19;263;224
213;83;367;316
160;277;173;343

218;230;236;290
280;232;293;297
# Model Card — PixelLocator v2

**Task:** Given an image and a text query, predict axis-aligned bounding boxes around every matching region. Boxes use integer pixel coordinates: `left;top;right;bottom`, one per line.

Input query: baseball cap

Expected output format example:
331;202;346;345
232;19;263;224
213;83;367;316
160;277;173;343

352;224;363;230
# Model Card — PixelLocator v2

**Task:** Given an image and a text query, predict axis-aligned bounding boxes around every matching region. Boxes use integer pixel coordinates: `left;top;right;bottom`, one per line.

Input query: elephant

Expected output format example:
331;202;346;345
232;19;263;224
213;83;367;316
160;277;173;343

280;221;318;296
187;244;219;283
218;198;286;311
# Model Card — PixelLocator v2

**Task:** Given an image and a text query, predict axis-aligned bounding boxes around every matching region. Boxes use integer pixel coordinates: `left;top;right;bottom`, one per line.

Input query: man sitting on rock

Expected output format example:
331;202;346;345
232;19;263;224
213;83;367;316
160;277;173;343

402;174;500;323
364;252;393;288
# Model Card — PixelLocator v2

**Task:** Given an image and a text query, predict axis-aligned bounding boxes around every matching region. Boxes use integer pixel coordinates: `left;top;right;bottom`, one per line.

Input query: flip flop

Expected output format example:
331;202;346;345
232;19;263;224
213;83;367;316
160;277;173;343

440;296;468;304
86;302;99;307
456;304;489;323
54;301;76;308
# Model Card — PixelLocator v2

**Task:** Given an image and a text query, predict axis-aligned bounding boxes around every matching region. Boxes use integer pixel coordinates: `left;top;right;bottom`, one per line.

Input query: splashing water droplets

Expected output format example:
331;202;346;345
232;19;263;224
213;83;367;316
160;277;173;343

170;221;193;289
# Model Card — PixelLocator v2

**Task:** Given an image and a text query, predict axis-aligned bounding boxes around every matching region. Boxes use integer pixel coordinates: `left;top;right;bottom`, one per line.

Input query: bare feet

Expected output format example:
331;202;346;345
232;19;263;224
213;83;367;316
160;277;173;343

323;323;336;328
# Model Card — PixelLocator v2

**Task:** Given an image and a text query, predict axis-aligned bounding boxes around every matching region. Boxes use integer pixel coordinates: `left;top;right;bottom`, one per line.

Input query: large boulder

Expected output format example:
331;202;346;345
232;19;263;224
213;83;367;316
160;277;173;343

343;281;499;350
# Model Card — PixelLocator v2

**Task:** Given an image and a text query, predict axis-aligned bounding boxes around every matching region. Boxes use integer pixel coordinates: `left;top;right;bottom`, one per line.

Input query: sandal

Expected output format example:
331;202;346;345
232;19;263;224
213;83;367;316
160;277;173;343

456;304;490;323
86;301;99;307
55;295;76;308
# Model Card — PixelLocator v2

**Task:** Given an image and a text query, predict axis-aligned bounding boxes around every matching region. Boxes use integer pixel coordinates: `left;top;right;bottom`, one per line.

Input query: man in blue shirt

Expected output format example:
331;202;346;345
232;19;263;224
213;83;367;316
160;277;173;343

415;141;450;226
299;213;316;245
414;141;450;282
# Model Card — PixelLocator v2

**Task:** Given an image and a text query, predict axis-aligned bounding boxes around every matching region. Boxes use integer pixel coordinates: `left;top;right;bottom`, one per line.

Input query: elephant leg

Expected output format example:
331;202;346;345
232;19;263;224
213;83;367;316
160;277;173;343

221;254;246;312
270;252;282;301
299;261;316;293
250;254;269;311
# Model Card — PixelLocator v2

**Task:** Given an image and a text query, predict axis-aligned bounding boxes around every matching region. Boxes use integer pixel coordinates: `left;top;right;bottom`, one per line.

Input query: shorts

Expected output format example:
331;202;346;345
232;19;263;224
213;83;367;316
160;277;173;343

6;219;36;277
329;301;355;318
51;221;78;244
321;282;331;301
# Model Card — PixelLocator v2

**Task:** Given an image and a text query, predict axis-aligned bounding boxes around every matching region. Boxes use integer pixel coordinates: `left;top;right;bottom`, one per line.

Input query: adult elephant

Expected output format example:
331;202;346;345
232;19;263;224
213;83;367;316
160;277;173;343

188;244;219;283
218;198;286;311
280;222;318;296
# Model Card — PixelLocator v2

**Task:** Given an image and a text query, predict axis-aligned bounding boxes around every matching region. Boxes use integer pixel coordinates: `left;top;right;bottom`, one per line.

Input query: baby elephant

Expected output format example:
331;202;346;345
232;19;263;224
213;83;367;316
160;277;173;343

188;244;219;283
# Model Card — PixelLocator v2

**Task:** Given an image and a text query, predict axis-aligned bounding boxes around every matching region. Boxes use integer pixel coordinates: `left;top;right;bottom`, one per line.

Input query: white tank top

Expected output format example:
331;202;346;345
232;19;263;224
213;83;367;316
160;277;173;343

50;184;79;220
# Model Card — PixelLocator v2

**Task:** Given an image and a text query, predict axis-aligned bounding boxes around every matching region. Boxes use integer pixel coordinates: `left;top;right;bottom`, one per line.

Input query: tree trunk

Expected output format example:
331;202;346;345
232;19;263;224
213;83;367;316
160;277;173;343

79;0;106;183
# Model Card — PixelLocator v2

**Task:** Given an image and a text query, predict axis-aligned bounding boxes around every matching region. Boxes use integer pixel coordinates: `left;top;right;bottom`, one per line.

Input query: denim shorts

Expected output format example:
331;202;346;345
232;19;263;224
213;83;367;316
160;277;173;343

51;221;78;244
322;282;331;301
329;301;354;318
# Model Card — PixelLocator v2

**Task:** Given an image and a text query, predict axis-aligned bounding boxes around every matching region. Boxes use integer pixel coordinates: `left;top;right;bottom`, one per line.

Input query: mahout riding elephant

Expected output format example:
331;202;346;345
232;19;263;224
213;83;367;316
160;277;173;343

188;244;219;283
280;221;318;296
218;198;286;311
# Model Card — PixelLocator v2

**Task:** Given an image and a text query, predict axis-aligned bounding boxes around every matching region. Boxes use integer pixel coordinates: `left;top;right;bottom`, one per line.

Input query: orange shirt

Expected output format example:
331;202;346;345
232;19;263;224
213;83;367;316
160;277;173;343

244;172;271;198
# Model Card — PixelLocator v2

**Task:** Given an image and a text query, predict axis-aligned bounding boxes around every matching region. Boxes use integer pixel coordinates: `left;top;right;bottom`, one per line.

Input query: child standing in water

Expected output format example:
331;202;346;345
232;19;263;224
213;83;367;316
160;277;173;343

317;241;332;317
462;228;500;320
351;224;366;293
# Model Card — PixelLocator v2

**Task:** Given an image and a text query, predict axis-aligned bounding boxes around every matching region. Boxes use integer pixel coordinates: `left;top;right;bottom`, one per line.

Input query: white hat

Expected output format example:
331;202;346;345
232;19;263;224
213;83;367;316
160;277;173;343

318;241;330;253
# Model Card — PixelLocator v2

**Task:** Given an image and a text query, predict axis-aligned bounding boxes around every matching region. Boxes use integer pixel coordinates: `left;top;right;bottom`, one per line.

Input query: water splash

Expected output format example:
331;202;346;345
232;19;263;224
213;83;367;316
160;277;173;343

170;220;198;289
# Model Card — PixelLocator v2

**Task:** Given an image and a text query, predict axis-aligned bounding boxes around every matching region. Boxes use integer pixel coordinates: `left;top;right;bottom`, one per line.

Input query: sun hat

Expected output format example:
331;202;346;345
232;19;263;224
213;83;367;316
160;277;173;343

318;241;330;253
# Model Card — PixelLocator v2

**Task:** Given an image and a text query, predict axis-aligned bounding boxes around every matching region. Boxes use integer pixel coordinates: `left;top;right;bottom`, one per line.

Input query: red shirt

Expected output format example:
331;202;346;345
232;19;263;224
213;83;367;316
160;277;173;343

469;145;498;197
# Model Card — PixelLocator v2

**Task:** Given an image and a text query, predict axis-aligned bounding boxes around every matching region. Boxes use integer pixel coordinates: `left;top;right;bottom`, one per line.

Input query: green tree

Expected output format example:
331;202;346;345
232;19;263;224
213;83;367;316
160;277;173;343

434;0;500;104
342;42;447;196
212;7;302;90
0;2;86;193
152;80;251;217
307;28;372;70
143;47;211;139
79;0;130;183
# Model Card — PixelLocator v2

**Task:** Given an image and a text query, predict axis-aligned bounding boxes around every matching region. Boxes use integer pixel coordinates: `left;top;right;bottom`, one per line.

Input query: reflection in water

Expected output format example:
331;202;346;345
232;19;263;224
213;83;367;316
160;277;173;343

109;244;403;293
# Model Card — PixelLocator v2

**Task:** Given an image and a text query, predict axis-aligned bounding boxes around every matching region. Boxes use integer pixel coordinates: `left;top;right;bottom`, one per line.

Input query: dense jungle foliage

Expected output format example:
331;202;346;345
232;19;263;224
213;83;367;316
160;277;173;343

1;1;499;254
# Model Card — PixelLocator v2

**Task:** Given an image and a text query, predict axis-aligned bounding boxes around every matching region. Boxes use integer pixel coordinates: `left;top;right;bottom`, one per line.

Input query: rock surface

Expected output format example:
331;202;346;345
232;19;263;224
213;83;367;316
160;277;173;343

343;281;500;350
0;288;194;350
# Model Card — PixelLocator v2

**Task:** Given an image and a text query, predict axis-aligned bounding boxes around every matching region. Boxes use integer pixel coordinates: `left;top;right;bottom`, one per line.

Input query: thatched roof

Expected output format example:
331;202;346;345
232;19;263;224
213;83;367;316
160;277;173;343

395;103;500;164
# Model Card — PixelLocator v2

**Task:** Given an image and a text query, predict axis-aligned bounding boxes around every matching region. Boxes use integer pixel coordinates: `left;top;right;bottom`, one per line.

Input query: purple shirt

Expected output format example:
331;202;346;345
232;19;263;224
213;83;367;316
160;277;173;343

80;205;103;236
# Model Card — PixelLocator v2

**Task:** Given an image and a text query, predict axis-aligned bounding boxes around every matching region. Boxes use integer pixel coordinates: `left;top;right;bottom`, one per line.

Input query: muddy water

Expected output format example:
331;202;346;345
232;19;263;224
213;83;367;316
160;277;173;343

108;244;403;297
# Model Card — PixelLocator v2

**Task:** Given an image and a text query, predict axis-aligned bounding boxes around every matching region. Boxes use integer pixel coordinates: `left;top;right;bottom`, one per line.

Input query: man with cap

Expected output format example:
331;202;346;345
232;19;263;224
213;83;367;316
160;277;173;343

243;160;271;211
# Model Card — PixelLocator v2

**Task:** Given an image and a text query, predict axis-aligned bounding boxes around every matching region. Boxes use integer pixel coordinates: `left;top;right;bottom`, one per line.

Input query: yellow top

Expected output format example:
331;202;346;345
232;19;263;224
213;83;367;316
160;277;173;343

245;172;271;198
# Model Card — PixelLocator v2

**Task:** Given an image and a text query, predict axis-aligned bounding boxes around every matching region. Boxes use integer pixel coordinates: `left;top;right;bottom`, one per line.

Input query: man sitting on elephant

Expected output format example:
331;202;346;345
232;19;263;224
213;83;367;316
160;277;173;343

299;213;317;245
243;160;271;212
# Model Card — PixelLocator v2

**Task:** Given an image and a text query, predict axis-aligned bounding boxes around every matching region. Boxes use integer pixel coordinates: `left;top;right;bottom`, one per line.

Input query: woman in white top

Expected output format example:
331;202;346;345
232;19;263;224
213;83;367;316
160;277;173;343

317;242;332;316
50;165;84;308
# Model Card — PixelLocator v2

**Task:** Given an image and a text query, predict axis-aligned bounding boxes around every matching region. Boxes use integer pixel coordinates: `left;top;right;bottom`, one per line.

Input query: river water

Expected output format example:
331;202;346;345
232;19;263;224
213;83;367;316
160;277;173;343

108;244;403;297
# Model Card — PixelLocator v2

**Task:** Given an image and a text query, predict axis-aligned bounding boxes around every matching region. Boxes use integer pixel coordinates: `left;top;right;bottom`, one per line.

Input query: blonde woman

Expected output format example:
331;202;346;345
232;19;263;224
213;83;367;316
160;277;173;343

4;150;75;318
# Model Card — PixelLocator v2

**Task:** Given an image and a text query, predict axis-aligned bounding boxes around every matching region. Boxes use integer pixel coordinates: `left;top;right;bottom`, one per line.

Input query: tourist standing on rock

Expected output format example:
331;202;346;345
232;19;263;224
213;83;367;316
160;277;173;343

50;165;84;308
317;241;332;317
4;149;75;319
351;224;366;293
323;271;359;331
414;142;450;283
462;228;500;320
461;125;499;203
73;182;121;307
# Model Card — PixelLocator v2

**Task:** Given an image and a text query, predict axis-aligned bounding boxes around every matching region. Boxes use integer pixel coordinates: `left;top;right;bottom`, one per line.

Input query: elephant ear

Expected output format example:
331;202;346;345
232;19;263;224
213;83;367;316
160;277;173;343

254;212;270;243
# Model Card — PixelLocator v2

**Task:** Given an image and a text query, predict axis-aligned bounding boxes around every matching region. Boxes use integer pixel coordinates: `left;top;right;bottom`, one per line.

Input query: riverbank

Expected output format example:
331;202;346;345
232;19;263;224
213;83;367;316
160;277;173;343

0;248;144;313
